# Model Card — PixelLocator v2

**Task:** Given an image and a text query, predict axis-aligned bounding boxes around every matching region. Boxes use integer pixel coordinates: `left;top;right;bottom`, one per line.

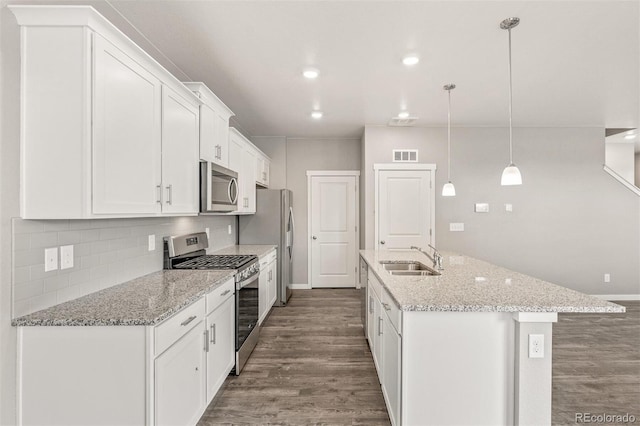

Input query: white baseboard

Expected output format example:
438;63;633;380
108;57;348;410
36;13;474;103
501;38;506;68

591;294;640;301
290;283;311;290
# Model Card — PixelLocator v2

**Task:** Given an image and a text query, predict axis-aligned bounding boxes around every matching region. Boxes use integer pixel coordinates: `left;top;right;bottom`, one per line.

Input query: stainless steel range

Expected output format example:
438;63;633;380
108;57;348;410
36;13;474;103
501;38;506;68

164;232;259;375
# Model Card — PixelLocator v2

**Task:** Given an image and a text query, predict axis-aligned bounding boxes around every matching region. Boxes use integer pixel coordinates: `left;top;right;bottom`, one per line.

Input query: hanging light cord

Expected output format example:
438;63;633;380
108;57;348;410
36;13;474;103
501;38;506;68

447;88;452;181
507;27;514;165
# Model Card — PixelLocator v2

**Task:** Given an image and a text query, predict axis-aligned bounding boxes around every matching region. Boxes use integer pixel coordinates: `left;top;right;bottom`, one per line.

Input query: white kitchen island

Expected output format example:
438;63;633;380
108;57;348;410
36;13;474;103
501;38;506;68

359;250;624;426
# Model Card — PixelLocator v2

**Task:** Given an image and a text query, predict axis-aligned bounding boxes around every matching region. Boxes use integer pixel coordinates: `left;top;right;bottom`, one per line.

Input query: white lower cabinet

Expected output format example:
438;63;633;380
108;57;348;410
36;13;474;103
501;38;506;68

258;249;277;325
367;271;402;426
205;288;235;401
155;321;207;426
16;278;235;426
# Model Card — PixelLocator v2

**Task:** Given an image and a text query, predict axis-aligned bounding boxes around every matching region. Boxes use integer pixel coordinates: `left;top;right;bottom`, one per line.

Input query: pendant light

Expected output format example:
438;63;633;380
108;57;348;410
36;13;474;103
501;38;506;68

442;84;456;196
500;17;523;186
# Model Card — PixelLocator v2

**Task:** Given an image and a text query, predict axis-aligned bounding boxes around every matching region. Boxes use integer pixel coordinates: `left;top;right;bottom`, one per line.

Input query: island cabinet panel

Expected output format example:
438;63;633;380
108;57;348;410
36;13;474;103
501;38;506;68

205;295;235;401
401;312;514;426
10;5;201;219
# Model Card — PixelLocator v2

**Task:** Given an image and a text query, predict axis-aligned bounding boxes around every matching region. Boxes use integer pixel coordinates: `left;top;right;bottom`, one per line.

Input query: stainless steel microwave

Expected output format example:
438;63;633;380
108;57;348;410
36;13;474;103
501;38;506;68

200;162;238;213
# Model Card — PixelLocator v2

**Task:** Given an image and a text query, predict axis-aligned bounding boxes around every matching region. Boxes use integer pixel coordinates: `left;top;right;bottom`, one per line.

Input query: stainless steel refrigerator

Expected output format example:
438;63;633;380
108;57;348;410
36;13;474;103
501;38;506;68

239;189;293;306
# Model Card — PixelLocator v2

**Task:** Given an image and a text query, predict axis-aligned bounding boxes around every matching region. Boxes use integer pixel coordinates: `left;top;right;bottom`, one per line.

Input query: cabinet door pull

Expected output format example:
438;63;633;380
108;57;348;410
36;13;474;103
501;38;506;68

210;323;216;344
181;315;196;326
369;296;374;314
378;316;383;336
204;329;209;352
382;302;391;311
221;289;231;297
156;185;162;204
166;184;173;205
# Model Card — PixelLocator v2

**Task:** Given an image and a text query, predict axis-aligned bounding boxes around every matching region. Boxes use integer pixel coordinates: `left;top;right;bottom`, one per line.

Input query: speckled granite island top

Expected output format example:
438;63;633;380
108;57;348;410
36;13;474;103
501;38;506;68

212;244;277;258
360;250;625;313
12;270;235;327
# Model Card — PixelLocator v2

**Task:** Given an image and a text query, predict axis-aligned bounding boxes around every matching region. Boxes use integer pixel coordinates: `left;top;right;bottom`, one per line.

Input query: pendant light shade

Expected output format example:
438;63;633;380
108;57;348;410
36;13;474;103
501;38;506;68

442;182;456;196
442;84;456;197
500;17;522;186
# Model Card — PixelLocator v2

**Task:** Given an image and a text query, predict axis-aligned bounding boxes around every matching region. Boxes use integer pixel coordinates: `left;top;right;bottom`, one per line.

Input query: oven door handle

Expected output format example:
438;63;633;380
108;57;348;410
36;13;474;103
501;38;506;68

236;273;258;290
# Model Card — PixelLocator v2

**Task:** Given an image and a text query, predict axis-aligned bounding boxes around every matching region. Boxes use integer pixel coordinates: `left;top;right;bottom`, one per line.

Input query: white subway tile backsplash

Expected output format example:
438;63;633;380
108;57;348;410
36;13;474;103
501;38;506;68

11;215;236;318
14;281;43;301
30;232;58;248
43;275;69;293
14;266;30;284
58;230;82;245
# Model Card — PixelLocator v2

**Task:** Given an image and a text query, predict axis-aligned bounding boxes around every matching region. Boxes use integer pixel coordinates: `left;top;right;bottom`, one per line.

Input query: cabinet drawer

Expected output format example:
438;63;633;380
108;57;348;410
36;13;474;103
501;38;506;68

155;297;205;356
381;288;402;334
205;278;235;315
369;272;383;299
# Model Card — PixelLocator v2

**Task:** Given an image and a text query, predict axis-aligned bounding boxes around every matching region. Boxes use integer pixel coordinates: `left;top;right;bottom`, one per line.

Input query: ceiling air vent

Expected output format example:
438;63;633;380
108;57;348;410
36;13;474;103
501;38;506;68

393;149;418;162
388;116;418;126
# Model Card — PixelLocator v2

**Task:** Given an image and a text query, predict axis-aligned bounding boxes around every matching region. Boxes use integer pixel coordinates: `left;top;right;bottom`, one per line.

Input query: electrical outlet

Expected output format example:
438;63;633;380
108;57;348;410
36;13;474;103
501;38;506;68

44;247;58;272
148;235;155;251
505;203;513;212
228;225;232;235
474;203;489;213
450;223;464;232
529;334;544;358
604;273;611;283
60;245;74;270
205;227;210;241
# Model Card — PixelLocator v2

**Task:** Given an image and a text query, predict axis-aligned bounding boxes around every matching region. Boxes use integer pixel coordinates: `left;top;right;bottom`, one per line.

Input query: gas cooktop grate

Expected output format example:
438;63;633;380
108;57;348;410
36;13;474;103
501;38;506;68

174;255;257;270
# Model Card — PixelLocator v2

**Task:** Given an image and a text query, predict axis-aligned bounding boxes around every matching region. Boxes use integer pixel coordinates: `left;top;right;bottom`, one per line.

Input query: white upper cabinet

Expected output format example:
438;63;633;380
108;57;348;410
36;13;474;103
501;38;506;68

183;82;234;168
161;86;200;214
228;128;257;214
93;34;162;215
256;151;270;188
10;5;201;219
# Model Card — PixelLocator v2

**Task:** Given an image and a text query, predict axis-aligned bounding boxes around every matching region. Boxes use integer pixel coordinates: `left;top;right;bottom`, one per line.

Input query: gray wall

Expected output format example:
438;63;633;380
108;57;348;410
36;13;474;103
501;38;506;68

286;138;361;284
363;125;640;296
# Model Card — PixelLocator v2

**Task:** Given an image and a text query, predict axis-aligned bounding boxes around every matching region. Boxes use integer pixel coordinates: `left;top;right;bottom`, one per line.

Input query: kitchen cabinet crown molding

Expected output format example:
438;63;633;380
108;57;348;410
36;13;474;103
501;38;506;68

9;5;201;106
183;82;235;117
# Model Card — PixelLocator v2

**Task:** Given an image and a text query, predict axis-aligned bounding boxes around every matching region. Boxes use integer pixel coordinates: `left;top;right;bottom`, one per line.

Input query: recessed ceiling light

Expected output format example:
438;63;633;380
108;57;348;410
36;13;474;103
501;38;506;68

303;68;319;79
398;111;410;119
402;55;419;66
311;111;323;119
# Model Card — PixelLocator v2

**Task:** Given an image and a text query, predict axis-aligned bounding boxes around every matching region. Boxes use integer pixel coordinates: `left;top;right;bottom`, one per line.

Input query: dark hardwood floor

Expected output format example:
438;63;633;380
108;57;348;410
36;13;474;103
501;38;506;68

552;300;640;425
198;289;390;425
198;291;639;425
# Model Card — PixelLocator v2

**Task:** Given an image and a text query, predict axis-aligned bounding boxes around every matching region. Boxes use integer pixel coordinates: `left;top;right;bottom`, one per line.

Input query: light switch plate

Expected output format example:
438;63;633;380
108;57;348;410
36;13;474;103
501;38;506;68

205;227;210;240
228;225;232;235
475;203;490;213
604;273;611;283
60;245;74;270
450;223;464;232
148;235;155;251
44;247;58;272
505;203;513;212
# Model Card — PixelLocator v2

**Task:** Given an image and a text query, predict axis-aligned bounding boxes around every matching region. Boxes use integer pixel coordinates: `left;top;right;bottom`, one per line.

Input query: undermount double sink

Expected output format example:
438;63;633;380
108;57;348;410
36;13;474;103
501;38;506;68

379;260;441;276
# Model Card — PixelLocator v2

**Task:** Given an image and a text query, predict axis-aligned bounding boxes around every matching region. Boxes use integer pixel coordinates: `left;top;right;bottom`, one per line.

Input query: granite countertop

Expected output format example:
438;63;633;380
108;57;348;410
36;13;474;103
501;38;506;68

12;270;235;327
212;244;277;259
360;250;625;313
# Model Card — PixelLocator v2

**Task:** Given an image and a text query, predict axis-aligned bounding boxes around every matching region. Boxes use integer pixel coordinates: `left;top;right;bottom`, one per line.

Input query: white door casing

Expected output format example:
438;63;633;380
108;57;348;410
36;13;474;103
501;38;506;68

375;164;436;250
308;171;360;288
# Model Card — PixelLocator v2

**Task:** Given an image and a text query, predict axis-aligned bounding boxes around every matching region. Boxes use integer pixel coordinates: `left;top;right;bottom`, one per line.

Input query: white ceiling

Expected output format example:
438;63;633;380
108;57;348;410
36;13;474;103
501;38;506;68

10;1;640;139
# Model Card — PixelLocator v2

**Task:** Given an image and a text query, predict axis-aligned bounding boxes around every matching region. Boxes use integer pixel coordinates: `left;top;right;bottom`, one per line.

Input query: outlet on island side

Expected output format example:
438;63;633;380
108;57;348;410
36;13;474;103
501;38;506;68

604;273;611;283
528;334;544;359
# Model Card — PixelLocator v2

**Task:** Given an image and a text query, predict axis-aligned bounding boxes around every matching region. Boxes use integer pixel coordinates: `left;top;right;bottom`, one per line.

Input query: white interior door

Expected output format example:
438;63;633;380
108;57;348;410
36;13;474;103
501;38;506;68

377;168;433;250
309;174;358;288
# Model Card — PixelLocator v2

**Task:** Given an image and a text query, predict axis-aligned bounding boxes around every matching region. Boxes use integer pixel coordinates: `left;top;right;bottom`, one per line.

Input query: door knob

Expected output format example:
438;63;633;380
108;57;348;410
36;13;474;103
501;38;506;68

380;240;385;245
312;236;317;240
